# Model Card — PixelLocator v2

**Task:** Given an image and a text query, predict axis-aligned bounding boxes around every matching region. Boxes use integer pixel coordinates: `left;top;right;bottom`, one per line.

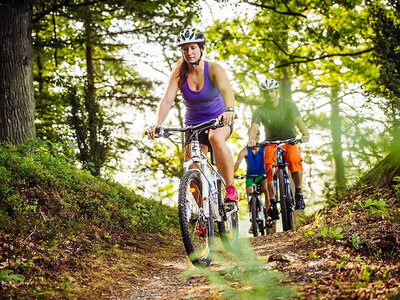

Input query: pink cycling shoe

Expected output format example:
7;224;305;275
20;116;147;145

225;184;239;202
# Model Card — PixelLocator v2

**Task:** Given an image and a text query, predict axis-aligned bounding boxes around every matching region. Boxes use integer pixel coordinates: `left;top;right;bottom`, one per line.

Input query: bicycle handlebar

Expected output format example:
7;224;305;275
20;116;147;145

234;174;246;179
257;137;302;148
235;174;266;179
145;118;225;138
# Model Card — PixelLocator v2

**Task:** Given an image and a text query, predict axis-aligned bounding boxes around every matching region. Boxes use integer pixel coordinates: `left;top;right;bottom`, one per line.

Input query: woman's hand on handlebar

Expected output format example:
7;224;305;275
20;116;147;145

146;124;161;140
218;111;236;126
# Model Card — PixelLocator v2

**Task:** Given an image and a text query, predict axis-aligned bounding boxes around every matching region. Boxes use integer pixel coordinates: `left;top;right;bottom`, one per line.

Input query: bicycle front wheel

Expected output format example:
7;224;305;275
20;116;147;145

178;170;213;267
216;180;239;251
218;202;239;249
278;169;294;231
251;196;259;237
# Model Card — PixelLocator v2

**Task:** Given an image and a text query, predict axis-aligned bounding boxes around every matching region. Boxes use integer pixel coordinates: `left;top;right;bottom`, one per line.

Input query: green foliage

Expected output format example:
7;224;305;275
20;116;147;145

319;225;344;240
309;250;317;259
0;139;178;236
336;255;348;271
0;138;181;295
303;211;344;241
184;238;296;299
32;0;200;175
353;198;389;218
350;234;363;249
0;269;25;284
368;0;400;100
364;198;389;216
359;266;372;283
208;0;389;194
393;176;400;199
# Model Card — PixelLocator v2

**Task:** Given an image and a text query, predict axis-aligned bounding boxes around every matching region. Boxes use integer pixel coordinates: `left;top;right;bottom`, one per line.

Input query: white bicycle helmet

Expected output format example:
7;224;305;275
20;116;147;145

176;28;206;47
259;79;280;91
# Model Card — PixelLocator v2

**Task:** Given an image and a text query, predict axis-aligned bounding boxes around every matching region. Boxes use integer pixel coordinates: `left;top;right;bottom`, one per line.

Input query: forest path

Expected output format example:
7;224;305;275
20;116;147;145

111;233;221;299
110;230;310;299
109;224;399;300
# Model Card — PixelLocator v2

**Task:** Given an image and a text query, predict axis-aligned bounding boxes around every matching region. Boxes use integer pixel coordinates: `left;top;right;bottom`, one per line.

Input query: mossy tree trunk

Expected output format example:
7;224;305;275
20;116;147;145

361;149;400;187
361;124;400;187
0;1;36;144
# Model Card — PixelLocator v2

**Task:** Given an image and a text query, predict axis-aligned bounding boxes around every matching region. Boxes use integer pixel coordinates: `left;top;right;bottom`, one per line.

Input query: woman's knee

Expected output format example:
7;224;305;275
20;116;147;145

209;133;226;148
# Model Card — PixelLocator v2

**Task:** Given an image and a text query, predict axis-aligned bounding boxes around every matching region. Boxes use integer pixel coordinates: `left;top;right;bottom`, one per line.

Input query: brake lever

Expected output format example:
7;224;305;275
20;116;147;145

155;128;168;138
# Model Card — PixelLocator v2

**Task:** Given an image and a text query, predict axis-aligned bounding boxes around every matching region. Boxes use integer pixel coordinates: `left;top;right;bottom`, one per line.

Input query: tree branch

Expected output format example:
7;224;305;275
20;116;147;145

243;0;307;18
33;0;102;23
275;48;375;69
33;0;71;24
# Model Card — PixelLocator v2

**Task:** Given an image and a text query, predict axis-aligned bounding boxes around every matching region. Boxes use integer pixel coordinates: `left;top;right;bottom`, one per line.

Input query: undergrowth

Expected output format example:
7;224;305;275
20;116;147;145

299;183;399;259
0;139;178;296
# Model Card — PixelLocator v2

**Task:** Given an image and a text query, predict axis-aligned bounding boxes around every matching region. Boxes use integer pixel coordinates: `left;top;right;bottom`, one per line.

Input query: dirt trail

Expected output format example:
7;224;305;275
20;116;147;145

95;186;400;299
113;226;399;300
112;231;302;299
113;236;221;300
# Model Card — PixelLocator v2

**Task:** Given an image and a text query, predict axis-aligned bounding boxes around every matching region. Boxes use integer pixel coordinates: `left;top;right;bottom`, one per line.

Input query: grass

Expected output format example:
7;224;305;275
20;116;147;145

0;139;179;297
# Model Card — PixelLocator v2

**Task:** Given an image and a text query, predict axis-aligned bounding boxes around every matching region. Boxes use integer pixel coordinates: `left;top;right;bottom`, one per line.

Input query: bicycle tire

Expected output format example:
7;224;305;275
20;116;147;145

278;169;293;231
178;170;213;267
258;199;265;236
251;196;259;237
217;180;239;250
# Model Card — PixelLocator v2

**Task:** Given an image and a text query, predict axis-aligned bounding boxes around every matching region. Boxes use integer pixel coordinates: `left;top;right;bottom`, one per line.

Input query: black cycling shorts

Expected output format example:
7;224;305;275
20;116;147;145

184;123;234;148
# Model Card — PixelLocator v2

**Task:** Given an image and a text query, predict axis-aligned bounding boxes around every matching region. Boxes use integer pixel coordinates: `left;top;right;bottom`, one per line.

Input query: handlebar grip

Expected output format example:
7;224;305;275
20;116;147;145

144;127;162;136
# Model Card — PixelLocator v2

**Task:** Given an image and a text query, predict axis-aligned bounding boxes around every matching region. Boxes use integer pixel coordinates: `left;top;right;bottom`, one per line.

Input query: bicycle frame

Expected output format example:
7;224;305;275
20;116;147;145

152;118;239;266
250;177;265;200
183;134;226;222
272;143;292;208
156;118;236;223
258;138;301;231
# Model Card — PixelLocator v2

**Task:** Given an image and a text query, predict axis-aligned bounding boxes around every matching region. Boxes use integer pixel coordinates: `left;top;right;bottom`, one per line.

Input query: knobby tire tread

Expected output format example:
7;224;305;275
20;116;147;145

278;169;293;231
178;170;212;267
251;196;259;237
218;181;239;250
259;201;265;236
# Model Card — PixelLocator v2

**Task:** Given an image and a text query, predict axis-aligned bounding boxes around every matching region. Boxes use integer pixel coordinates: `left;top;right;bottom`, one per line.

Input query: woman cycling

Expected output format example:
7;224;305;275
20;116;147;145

147;28;238;202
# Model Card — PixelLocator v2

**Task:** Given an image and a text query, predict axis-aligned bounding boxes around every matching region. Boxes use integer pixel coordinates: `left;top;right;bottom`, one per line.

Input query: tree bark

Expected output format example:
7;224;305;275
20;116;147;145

83;13;106;176
280;36;292;101
330;84;346;192
0;1;36;144
361;123;400;187
361;150;400;187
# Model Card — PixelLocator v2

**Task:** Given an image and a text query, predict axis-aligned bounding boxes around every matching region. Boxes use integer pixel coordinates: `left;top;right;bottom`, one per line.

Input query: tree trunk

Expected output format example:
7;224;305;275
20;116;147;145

361;150;400;187
83;14;106;176
280;37;292;101
361;121;400;187
0;1;36;144
330;84;346;192
281;67;292;101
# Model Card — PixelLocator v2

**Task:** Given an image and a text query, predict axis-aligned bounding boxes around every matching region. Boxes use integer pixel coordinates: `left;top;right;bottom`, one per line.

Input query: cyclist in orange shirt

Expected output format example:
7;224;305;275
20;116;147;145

248;79;309;219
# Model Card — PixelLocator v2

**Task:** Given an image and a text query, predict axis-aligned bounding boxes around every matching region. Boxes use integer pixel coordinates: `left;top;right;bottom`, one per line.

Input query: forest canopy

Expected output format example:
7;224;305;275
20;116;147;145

0;0;399;203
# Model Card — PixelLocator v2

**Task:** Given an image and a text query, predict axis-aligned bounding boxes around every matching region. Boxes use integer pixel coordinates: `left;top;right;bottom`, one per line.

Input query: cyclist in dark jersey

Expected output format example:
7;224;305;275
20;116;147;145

248;79;309;217
147;28;239;202
234;130;274;232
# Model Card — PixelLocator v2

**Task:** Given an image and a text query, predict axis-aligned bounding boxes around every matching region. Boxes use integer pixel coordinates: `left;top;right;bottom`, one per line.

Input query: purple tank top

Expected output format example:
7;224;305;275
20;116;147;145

181;61;226;125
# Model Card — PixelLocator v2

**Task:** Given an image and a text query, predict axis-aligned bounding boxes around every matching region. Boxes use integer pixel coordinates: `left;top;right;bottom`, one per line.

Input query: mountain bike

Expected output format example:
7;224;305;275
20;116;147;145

236;174;268;237
257;138;301;231
151;118;239;267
